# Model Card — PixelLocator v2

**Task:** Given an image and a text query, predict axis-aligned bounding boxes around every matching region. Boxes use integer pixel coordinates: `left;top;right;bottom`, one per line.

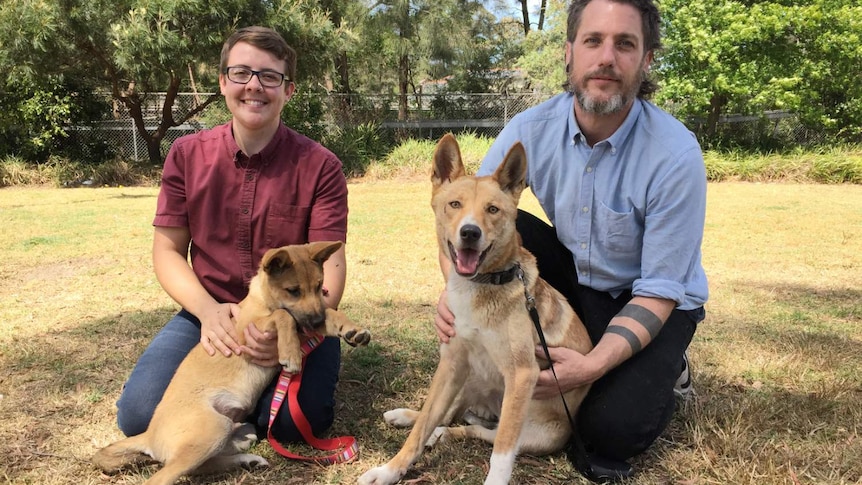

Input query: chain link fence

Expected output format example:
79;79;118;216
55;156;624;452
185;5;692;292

78;93;826;162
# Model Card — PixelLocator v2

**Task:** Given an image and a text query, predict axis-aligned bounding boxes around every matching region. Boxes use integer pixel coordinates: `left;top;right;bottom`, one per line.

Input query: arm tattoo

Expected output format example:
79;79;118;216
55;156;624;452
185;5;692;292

605;326;642;353
617;303;663;339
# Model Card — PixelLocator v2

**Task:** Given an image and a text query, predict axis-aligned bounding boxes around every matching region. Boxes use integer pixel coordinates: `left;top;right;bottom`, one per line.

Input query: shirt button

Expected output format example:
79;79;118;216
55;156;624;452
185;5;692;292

245;173;254;181
580;243;587;249
586;166;593;173
611;147;617;155
241;208;249;215
582;206;589;213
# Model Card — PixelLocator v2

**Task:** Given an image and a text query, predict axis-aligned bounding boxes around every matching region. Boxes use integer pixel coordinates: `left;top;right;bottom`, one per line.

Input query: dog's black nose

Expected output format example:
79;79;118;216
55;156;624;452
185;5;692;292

460;224;482;242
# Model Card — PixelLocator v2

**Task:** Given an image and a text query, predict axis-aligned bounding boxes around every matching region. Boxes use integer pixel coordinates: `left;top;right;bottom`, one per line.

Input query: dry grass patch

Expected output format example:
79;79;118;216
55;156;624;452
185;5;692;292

0;181;860;484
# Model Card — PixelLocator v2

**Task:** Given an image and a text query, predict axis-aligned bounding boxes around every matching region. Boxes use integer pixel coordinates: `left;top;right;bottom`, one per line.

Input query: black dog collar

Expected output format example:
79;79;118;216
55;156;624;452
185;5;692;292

470;263;520;285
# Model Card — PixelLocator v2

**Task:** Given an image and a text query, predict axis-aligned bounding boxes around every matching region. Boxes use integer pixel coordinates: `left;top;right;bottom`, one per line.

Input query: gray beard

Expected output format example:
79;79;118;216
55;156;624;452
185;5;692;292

567;68;644;115
575;90;626;115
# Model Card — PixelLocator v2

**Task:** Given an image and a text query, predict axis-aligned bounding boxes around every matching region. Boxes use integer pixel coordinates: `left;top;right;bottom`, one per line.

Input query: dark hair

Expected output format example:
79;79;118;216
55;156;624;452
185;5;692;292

564;0;661;98
219;26;297;82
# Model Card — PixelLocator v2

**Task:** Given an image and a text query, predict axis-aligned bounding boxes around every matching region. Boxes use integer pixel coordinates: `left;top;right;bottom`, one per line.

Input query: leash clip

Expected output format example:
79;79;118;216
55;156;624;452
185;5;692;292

515;263;536;311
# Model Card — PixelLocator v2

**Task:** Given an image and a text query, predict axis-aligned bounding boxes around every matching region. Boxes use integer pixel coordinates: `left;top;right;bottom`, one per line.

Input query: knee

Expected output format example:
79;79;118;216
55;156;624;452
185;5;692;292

577;398;674;460
116;403;149;437
115;385;159;437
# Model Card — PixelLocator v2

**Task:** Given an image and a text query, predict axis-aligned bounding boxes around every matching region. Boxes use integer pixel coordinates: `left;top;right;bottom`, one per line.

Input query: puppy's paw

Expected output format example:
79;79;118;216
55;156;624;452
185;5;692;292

358;464;404;485
236;453;269;469
343;328;371;347
279;355;302;374
425;426;449;448
230;423;259;452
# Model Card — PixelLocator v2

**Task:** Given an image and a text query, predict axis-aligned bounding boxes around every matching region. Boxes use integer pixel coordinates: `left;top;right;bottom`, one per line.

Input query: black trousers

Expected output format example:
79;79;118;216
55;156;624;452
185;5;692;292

516;210;701;460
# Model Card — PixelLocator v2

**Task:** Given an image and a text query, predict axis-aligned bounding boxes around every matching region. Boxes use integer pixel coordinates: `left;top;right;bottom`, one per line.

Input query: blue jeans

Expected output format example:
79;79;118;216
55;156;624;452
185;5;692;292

116;309;341;443
516;210;702;460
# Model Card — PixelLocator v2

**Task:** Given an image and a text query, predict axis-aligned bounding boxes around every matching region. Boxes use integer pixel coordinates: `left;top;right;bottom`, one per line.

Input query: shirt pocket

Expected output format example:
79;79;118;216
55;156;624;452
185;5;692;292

596;202;641;255
265;203;311;247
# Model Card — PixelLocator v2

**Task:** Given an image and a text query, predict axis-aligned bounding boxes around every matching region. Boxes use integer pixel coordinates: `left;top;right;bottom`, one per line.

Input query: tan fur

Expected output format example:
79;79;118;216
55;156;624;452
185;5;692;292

359;134;593;485
93;241;370;485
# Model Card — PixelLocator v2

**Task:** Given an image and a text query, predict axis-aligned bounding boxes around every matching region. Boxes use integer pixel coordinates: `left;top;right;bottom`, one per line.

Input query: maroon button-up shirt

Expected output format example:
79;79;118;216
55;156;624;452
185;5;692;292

154;121;348;304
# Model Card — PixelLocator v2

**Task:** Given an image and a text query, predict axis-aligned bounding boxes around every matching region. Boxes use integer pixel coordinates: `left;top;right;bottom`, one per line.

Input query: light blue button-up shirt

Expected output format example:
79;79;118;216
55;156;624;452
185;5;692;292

478;92;708;310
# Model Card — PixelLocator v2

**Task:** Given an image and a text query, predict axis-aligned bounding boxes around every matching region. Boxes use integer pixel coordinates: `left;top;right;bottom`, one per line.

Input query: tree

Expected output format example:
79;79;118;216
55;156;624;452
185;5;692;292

516;0;567;94
658;0;802;139
658;0;862;143
791;2;862;141
0;0;338;165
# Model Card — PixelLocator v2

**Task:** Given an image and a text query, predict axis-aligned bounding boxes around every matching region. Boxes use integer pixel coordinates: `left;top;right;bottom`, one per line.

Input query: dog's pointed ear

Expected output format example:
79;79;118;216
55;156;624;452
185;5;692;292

431;133;467;190
262;247;294;276
308;240;343;266
493;142;527;201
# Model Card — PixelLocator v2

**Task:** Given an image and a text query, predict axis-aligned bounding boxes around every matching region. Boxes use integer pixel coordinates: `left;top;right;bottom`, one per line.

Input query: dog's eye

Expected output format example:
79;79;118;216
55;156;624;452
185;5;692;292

487;205;499;214
286;287;301;297
449;201;461;209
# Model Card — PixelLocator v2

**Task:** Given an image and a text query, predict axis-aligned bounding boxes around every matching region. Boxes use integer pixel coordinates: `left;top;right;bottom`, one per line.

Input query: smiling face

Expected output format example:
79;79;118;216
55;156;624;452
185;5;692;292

565;0;652;116
219;41;294;134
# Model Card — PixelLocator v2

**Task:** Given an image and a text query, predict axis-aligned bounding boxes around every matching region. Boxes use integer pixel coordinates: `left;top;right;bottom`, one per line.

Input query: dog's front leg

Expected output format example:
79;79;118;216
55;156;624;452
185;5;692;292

358;340;470;485
269;309;302;374
485;361;539;485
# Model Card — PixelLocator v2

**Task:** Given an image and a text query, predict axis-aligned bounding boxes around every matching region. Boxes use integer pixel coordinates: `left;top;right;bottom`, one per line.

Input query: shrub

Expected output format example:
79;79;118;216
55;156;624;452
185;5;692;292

323;122;392;178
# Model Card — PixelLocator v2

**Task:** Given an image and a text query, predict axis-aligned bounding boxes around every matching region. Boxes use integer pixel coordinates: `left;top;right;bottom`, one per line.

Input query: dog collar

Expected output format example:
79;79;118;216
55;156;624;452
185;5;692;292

470;263;521;285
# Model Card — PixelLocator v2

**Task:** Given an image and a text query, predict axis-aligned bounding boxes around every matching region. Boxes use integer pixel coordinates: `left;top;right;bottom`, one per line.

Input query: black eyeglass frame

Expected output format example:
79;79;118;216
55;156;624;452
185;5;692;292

223;66;290;88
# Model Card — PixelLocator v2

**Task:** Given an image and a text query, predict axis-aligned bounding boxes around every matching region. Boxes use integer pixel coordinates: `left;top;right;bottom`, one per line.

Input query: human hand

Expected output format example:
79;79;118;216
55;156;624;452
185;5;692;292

240;320;279;367
533;346;600;400
198;303;242;357
434;290;456;343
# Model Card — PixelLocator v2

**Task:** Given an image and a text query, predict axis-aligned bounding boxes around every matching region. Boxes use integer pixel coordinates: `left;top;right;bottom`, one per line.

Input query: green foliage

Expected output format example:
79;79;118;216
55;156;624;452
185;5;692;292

323;122;393;177
0;154;160;188
0;77;112;163
516;0;567;94
702;145;862;183
364;132;492;179
281;88;328;142
658;0;862;146
0;0;342;165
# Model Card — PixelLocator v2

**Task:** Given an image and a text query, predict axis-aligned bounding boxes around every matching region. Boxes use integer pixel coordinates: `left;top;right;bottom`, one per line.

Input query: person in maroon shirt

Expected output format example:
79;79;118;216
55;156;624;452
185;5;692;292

115;26;350;445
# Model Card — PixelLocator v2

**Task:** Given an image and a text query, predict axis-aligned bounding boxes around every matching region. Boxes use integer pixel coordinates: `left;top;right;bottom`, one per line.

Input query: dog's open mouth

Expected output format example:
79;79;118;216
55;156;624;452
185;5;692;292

448;241;489;277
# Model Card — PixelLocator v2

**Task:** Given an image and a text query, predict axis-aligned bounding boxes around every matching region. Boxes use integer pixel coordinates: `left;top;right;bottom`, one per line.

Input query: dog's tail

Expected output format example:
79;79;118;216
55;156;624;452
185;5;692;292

92;434;154;473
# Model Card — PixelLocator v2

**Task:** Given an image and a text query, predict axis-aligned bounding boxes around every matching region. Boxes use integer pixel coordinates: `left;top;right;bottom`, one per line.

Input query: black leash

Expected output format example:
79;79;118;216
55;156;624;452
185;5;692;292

515;264;633;484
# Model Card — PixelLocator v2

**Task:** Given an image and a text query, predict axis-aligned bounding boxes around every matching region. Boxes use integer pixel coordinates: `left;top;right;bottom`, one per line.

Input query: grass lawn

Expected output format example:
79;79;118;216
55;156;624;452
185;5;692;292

0;180;860;484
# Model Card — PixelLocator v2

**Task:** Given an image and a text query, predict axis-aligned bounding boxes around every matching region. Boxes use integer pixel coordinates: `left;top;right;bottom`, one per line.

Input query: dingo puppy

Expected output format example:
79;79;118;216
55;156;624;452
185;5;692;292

359;135;593;485
93;241;370;485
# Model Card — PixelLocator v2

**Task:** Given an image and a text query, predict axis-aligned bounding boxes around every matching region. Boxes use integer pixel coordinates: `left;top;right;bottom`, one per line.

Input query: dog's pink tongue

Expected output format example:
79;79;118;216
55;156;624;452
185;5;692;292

456;249;480;275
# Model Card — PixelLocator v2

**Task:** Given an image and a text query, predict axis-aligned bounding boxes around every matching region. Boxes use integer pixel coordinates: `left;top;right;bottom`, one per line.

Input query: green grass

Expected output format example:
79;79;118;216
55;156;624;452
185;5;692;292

0;168;860;483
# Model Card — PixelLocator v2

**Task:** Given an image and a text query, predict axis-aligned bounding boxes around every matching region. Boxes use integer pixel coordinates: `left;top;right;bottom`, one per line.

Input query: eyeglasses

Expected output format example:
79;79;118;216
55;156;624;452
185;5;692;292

223;66;288;88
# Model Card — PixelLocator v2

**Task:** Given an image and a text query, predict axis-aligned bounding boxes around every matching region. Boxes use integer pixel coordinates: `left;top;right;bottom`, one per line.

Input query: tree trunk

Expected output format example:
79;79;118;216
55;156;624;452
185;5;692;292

520;0;531;35
398;53;409;122
537;0;547;31
706;93;726;139
121;74;219;165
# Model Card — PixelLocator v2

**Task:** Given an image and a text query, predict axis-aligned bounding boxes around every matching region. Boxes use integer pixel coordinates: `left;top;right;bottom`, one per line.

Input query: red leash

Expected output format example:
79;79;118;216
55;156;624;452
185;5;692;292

266;334;359;465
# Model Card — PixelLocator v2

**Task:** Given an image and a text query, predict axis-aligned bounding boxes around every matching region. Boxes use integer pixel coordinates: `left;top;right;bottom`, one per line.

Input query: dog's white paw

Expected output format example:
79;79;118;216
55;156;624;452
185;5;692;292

424;426;450;448
235;453;269;469
358;464;403;485
382;408;417;428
